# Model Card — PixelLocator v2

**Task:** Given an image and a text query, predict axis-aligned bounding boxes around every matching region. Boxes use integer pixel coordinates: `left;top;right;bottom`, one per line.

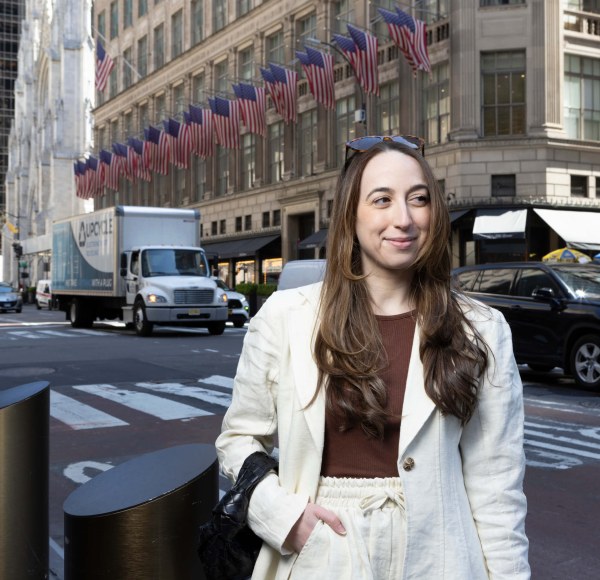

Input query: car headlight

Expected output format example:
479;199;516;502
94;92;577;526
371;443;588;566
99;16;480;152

219;292;228;304
147;293;167;303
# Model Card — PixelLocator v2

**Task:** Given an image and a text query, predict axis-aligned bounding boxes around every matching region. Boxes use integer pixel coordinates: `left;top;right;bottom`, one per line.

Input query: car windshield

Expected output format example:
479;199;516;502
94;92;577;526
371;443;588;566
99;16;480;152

141;249;209;277
0;286;15;294
553;265;600;299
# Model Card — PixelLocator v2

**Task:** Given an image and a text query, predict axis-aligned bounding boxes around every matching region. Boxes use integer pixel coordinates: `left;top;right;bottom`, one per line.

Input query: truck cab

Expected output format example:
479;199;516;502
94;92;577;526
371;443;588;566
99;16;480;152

121;246;228;336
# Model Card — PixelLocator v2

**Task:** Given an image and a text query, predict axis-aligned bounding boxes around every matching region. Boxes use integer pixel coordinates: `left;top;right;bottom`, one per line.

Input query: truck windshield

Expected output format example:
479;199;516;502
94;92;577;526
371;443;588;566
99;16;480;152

141;249;208;277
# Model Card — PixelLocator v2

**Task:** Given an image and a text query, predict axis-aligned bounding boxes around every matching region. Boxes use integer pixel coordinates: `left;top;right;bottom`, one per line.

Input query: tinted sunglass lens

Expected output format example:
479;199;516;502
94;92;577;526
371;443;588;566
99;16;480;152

348;136;383;152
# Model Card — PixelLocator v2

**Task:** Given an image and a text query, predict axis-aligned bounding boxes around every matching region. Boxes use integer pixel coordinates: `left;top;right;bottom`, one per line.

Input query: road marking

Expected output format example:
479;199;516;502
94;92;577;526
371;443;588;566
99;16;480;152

198;375;234;390
524;428;600;452
51;390;129;430
38;329;80;337
8;330;50;339
72;383;212;420
69;328;112;336
49;536;64;559
524;398;596;416
525;438;600;460
524;449;582;470
136;382;232;407
63;460;114;484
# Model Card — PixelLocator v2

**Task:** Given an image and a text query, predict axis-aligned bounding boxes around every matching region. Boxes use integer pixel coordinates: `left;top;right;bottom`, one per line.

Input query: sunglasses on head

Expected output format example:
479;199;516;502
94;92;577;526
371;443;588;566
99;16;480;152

345;135;426;163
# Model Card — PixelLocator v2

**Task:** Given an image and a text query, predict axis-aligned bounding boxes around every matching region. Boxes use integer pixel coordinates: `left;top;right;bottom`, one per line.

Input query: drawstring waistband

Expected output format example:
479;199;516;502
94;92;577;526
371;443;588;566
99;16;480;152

358;488;406;514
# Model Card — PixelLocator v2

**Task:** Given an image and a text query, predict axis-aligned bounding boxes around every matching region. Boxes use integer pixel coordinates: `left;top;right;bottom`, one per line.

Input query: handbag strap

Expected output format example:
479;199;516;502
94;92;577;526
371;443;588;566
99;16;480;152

234;451;278;499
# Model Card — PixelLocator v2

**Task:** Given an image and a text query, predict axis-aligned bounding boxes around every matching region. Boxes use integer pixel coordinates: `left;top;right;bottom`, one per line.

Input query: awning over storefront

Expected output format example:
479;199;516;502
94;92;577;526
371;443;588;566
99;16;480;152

449;209;470;223
533;209;600;251
202;234;280;259
472;209;527;240
298;229;328;250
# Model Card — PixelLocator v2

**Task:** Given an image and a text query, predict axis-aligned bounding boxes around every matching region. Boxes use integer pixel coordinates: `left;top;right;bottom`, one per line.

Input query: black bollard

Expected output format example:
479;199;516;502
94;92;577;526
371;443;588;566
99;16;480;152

0;381;50;580
63;443;218;580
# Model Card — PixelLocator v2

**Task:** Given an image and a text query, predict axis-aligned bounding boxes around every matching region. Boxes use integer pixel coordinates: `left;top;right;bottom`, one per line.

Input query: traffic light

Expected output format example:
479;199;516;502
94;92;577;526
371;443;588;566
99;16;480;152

12;242;23;258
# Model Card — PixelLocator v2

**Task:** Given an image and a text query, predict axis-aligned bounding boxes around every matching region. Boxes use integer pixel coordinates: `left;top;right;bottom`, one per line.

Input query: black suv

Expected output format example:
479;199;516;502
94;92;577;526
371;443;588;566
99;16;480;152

452;262;600;390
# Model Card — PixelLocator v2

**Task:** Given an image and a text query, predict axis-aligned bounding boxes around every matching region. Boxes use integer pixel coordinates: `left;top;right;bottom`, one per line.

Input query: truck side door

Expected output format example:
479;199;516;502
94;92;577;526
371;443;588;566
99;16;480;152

125;251;140;305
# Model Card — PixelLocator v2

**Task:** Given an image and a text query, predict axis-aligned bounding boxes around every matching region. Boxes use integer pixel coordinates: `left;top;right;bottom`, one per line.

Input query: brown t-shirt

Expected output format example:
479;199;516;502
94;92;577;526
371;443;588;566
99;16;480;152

321;311;416;478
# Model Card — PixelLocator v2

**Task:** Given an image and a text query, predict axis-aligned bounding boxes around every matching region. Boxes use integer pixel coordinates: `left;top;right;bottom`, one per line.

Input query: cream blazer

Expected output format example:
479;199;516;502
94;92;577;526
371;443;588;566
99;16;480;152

216;282;530;580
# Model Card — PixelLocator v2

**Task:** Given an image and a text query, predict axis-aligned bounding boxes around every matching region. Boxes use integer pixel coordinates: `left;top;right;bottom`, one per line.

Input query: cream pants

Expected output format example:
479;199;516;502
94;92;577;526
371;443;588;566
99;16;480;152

288;476;406;580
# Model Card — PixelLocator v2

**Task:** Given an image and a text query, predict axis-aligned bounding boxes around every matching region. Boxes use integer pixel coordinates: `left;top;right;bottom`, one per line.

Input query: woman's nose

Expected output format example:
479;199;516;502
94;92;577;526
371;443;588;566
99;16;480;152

393;203;413;229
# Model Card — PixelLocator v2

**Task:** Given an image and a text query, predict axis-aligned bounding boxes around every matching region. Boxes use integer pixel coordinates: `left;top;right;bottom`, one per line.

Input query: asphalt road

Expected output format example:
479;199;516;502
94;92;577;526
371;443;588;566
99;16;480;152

1;303;599;579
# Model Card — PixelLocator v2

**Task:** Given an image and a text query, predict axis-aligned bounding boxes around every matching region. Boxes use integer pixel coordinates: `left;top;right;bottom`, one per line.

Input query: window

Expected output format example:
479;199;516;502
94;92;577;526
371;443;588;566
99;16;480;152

567;0;600;13
244;215;252;230
213;0;227;32
268;122;284;183
109;66;118;99
97;126;106;150
514;270;557;299
571;175;588;197
98;11;106;39
216;147;229;196
481;51;526;136
377;82;400;136
110;119;120;146
296;12;316;48
491;174;516;197
262;211;270;227
237;0;253;17
220;219;226;234
174;167;186;206
211;221;218;235
123;47;133;89
139;0;148;17
336;95;356;166
273;209;281;226
137;36;148;78
193;73;205;103
124;0;132;28
371;0;396;37
298;109;317;176
327;199;333;217
241;133;256;189
138;103;149;132
475;269;515;295
481;0;525;5
154;24;164;69
192;0;204;45
215;60;229;94
422;62;449;144
155;93;166;119
193;157;206;202
266;30;284;64
171;10;183;59
564;55;600;141
333;0;355;34
123;111;133;137
236;216;242;232
110;1;118;38
173;84;186;114
239;47;254;81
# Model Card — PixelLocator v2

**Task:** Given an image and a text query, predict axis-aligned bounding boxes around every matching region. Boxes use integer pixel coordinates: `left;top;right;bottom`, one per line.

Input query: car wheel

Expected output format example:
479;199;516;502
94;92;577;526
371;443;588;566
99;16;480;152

36;300;42;310
15;306;22;313
70;299;93;328
527;364;554;373
208;322;226;335
233;319;245;328
570;334;600;390
134;300;154;337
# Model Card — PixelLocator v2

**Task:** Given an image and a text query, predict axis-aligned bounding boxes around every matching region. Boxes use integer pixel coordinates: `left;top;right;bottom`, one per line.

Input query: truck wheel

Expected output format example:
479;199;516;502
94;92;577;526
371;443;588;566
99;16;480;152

36;300;42;310
70;299;93;328
208;322;226;335
233;320;245;328
134;300;154;337
570;334;600;391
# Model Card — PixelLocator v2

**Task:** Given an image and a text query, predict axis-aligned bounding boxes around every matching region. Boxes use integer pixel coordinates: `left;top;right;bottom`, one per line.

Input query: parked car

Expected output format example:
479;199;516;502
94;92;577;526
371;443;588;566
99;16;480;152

36;279;53;310
278;259;326;290
0;282;23;313
452;262;600;390
212;278;250;328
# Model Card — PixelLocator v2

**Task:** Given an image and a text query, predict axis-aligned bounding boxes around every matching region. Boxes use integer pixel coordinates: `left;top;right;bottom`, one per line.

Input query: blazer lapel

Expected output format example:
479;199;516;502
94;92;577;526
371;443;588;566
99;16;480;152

399;325;436;456
288;286;325;454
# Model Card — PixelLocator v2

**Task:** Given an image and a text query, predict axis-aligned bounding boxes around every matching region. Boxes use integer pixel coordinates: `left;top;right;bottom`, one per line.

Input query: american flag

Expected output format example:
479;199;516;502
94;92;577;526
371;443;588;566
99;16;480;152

232;83;266;137
297;47;335;110
382;8;431;74
268;63;297;124
86;156;105;197
100;150;121;191
142;128;156;172
209;97;240;149
146;126;171;175
112;142;135;182
187;105;215;158
95;41;115;92
260;67;284;118
128;138;152;181
73;162;81;198
164;118;192;169
347;24;379;96
332;33;363;87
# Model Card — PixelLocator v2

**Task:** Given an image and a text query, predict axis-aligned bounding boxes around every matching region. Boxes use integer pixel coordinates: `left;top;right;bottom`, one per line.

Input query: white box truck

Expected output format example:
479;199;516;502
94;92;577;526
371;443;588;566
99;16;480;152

51;206;228;336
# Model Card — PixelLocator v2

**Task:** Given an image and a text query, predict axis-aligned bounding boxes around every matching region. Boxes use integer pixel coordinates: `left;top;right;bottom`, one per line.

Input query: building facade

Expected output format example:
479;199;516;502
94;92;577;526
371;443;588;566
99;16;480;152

2;0;94;286
90;0;600;288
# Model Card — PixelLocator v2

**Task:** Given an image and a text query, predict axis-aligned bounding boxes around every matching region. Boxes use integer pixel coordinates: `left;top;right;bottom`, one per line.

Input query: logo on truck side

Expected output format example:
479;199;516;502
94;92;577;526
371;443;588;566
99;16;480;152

78;215;113;248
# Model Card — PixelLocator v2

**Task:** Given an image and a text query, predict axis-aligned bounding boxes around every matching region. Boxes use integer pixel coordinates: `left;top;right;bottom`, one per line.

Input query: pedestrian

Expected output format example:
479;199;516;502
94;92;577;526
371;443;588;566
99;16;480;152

216;135;530;579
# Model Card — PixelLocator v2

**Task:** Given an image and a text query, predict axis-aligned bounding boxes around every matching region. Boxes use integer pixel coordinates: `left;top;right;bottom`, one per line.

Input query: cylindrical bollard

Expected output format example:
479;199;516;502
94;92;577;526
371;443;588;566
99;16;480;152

63;443;218;580
0;381;50;580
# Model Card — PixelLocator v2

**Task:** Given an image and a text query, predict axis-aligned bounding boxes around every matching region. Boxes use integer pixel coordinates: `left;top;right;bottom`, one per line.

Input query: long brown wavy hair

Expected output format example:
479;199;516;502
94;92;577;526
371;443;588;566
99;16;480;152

313;140;489;438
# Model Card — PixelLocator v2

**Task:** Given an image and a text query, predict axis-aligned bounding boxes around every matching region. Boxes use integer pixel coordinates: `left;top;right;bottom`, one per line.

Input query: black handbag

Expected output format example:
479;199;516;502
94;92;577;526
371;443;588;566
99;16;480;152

197;451;278;580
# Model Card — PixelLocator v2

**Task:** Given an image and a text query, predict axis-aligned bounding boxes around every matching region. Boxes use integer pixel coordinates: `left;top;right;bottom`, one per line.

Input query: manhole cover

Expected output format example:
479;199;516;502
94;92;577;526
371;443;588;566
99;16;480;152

0;367;55;377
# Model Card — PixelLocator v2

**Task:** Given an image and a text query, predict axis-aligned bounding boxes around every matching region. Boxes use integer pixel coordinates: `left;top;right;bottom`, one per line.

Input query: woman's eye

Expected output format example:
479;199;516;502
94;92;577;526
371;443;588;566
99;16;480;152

409;193;430;206
373;196;391;206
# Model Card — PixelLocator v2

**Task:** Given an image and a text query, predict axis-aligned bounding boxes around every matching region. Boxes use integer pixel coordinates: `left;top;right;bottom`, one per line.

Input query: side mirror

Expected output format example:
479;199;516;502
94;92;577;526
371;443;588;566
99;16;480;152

532;287;555;300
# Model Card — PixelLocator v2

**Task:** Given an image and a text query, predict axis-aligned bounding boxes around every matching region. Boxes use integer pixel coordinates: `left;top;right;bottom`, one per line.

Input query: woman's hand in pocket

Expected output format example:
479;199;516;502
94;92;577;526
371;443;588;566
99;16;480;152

284;502;346;553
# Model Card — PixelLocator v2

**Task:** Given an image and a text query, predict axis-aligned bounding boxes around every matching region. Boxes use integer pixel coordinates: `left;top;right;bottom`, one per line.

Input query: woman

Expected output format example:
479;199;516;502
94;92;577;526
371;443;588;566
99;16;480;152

216;136;530;579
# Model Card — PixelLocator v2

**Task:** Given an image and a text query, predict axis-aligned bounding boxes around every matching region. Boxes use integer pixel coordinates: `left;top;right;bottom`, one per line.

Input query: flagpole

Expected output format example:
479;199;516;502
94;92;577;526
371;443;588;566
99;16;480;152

91;25;143;80
305;37;368;133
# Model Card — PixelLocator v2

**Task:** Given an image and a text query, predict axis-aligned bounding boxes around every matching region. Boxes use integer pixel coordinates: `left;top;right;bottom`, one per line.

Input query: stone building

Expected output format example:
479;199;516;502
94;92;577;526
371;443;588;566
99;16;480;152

90;0;600;288
2;0;94;287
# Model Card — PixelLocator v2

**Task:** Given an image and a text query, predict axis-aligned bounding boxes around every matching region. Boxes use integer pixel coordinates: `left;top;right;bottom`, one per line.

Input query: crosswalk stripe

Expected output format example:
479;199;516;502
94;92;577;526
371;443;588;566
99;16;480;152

72;383;212;420
136;382;232;407
525;439;600;460
198;375;234;390
38;329;80;337
524;428;600;452
70;328;111;336
8;330;49;339
50;390;129;430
